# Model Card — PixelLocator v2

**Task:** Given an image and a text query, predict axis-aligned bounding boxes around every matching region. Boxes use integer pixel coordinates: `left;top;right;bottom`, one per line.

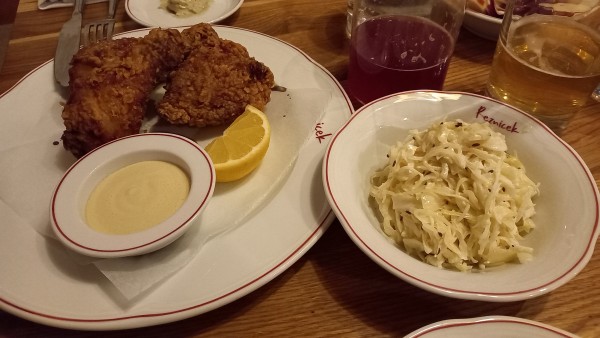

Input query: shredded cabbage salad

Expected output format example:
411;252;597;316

369;120;540;271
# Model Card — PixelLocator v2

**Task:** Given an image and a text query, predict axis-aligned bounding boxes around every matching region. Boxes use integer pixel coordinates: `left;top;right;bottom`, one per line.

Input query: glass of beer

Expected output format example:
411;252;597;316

347;0;466;106
486;1;600;134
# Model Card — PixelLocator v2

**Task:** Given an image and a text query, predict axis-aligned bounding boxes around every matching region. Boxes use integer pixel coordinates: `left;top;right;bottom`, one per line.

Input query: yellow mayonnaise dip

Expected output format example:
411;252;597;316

85;161;190;235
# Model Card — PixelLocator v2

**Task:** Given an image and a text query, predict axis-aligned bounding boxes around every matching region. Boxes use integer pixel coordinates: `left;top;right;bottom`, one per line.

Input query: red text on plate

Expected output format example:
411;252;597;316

314;122;332;143
475;106;520;133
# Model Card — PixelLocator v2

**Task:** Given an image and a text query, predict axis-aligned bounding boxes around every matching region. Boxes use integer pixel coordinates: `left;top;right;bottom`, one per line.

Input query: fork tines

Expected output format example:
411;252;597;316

81;20;115;46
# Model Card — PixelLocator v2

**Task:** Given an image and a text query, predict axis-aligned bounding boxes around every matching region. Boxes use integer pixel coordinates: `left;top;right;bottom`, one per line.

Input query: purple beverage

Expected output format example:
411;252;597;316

347;15;455;105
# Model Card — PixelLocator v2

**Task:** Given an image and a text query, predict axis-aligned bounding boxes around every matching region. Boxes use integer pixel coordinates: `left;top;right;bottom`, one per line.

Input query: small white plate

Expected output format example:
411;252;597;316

405;316;577;337
462;9;502;41
51;133;215;259
323;90;600;302
125;0;243;27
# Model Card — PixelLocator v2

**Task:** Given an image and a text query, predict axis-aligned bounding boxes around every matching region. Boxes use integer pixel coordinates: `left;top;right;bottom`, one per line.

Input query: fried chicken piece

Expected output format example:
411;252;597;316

60;23;274;156
157;36;275;127
61;28;187;157
180;23;221;50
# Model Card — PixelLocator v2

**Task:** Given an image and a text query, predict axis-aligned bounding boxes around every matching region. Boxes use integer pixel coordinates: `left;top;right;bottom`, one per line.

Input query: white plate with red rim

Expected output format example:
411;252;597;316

0;25;352;330
125;0;243;27
405;316;577;337
323;90;600;302
51;133;216;259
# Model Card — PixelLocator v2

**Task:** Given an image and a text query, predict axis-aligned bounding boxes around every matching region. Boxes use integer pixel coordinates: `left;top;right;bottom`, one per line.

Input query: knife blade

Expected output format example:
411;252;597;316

54;0;84;87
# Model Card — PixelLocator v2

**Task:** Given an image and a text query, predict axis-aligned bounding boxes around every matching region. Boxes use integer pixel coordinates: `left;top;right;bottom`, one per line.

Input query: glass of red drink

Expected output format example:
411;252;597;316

347;0;466;106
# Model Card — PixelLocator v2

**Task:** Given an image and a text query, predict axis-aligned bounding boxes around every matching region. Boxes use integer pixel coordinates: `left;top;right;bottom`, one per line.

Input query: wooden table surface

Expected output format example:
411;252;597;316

1;0;599;337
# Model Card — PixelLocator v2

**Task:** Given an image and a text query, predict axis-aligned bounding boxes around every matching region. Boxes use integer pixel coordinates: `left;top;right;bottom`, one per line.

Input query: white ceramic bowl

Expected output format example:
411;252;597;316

323;91;600;302
463;9;502;40
405;316;577;338
51;133;216;259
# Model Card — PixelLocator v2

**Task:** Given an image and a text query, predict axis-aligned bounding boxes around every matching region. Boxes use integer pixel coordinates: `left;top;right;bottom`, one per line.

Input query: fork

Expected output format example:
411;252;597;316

81;0;118;45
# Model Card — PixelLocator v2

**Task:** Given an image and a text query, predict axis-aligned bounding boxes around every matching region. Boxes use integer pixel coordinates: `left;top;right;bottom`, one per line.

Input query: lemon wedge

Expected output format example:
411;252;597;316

205;105;271;182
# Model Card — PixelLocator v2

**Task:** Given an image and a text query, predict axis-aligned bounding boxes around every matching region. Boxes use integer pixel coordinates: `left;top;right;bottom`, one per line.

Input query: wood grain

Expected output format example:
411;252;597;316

1;0;599;336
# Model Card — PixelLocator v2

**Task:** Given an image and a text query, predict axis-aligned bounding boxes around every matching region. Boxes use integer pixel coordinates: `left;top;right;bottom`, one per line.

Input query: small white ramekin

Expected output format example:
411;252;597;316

50;133;215;259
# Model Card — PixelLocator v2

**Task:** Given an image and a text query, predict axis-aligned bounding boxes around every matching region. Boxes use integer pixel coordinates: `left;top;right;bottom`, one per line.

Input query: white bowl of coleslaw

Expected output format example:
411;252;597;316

323;91;600;302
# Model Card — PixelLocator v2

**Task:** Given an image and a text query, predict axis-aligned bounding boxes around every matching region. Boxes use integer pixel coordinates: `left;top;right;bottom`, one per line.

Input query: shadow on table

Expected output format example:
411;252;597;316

309;222;549;336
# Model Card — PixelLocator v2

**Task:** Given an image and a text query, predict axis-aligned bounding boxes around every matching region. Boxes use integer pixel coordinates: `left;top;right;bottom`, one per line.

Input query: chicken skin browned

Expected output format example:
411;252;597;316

157;36;275;127
61;28;187;158
59;23;274;157
180;23;221;50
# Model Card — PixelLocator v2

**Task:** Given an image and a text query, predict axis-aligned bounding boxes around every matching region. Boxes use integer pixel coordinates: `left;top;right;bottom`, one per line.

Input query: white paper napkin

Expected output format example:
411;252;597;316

95;88;330;300
0;87;330;301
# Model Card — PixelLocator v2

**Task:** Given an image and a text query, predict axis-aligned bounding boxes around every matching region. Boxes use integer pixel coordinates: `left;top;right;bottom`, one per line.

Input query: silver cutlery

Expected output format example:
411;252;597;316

53;0;84;87
82;0;118;45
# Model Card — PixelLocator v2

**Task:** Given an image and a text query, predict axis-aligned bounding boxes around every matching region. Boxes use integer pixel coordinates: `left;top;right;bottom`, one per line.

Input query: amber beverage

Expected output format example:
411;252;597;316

486;5;600;133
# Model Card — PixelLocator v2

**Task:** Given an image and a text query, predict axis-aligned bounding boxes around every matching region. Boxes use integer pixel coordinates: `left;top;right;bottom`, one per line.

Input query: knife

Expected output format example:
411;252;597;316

54;0;84;87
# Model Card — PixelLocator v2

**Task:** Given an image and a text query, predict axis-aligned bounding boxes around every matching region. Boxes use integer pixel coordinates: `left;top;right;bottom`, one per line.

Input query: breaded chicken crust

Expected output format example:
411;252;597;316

60;23;274;157
157;37;275;127
181;23;221;50
61;28;187;158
